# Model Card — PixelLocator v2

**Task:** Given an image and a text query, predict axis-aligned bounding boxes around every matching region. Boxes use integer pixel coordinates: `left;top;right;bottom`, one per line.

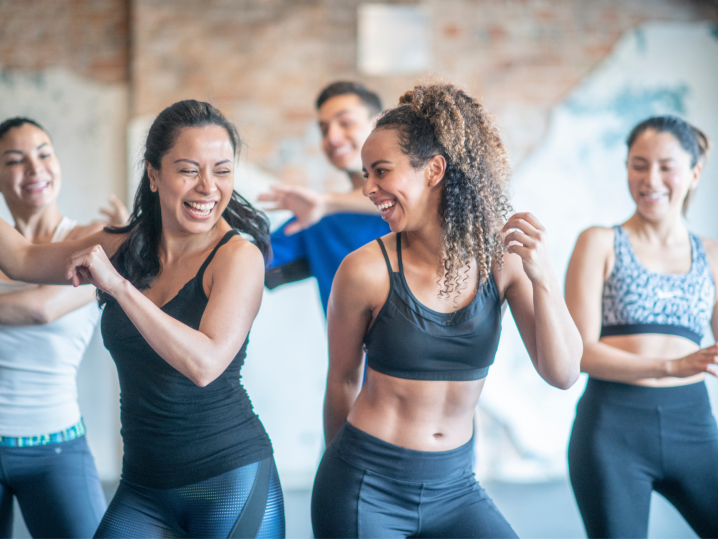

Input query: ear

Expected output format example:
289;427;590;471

690;160;703;191
426;155;447;188
146;161;159;192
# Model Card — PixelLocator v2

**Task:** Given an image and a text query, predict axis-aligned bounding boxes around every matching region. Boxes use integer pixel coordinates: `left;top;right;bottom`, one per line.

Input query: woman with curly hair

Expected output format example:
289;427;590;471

0;101;284;538
310;83;582;539
566;116;718;538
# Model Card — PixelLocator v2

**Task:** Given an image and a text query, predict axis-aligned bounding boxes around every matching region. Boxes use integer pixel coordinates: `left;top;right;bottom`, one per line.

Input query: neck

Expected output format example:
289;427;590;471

158;221;225;265
403;217;445;266
625;211;687;245
11;204;63;243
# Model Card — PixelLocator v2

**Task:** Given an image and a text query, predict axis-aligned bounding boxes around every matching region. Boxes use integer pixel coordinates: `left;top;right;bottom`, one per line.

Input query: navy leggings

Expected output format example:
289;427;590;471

0;436;106;538
311;421;517;539
95;457;284;539
569;379;718;538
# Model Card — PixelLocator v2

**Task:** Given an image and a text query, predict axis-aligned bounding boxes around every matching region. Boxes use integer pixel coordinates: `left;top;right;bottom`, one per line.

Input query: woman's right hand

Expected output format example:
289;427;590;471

667;345;718;378
65;244;126;296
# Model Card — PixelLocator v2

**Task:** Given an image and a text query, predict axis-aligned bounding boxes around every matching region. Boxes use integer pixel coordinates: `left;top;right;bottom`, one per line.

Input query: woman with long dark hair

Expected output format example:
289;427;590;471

0;117;126;538
310;83;582;538
566;116;718;538
0;100;284;539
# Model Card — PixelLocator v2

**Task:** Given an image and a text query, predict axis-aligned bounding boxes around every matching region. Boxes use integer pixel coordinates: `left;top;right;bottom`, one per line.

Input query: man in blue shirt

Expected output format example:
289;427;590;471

262;82;390;314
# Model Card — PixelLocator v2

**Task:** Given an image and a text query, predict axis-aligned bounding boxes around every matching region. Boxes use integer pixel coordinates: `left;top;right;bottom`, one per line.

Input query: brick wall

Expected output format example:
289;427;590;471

1;0;716;178
0;0;129;84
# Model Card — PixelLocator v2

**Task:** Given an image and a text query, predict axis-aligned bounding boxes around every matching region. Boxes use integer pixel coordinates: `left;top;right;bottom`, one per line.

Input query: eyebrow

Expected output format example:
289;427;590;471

319;109;356;126
630;156;677;163
173;159;232;166
370;159;392;169
2;142;50;157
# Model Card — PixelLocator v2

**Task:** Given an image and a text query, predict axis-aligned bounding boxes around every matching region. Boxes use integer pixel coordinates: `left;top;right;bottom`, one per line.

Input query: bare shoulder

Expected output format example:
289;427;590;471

491;251;523;299
211;233;265;274
575;225;614;253
334;234;392;306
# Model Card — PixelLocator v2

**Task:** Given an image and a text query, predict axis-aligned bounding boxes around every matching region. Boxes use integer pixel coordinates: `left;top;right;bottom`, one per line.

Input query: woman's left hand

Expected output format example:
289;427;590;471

65;244;126;295
502;212;554;286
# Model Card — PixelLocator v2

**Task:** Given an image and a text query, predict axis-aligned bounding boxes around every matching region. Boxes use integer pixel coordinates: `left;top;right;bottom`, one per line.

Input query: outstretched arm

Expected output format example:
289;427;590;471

65;233;264;387
323;249;375;444
499;212;582;389
565;227;718;381
0;217;123;285
259;184;375;235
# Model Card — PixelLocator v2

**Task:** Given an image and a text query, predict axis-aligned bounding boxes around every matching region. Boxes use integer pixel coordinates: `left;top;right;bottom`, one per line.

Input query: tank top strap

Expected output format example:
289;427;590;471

196;230;238;282
51;216;78;243
612;225;632;267
396;233;405;275
375;237;393;276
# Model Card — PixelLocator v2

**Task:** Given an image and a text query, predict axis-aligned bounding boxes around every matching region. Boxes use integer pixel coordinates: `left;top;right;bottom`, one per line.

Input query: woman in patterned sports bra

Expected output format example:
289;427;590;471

0;102;285;539
565;116;718;538
0;118;127;538
311;83;583;538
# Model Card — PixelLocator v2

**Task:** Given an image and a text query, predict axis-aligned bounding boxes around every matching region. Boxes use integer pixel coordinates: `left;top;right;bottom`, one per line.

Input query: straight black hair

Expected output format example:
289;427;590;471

0;117;49;141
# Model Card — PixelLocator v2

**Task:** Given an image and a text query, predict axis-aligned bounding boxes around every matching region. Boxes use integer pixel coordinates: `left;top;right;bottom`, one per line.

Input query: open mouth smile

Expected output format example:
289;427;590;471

184;200;217;218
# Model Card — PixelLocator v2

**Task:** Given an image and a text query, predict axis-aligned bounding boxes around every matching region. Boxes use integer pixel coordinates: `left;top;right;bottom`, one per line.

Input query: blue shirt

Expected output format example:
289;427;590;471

267;213;390;314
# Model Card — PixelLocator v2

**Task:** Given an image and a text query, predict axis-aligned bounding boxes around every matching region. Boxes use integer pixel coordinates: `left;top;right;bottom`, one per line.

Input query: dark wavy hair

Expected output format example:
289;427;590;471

98;100;270;307
375;83;511;298
627;115;711;215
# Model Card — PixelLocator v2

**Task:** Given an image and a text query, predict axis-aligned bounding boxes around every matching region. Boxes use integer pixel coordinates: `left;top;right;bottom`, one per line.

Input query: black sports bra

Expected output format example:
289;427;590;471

363;234;503;382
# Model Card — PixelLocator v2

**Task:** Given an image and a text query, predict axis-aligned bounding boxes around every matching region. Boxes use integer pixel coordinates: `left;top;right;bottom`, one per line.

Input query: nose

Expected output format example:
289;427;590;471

325;123;344;147
196;168;217;194
646;163;662;187
25;155;41;176
362;173;375;198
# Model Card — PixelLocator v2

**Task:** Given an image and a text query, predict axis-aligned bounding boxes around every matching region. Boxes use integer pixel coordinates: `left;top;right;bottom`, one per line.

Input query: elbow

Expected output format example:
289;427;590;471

186;357;228;388
27;307;52;325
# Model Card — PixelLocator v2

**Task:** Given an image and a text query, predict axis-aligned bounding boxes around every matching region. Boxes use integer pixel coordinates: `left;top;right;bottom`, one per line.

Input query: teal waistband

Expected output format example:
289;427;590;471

0;419;86;447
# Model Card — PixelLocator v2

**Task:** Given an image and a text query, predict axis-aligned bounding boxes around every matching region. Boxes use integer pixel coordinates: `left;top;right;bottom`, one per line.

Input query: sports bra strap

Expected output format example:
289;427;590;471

396;233;405;274
197;230;238;282
376;237;393;275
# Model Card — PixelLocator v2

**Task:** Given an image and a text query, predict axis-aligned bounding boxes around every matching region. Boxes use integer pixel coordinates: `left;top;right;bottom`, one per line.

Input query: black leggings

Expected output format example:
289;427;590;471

569;379;718;538
95;457;284;538
311;422;517;539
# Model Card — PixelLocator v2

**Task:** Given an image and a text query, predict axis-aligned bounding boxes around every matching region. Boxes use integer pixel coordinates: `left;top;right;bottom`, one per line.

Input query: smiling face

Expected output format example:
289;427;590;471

361;127;444;232
148;125;235;235
318;94;376;173
0;123;61;213
626;129;700;222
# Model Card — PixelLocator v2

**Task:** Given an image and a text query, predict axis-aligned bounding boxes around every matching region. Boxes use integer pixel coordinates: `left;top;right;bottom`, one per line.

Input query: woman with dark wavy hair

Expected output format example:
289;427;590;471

310;83;582;538
0;100;285;538
566;116;718;538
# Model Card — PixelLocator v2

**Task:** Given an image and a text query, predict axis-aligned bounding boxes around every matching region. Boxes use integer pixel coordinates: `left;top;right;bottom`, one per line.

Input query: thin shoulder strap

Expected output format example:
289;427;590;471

376;237;393;275
396;233;405;274
197;230;238;281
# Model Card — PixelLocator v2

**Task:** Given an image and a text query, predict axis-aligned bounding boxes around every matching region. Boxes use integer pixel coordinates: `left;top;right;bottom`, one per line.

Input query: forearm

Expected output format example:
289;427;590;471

532;279;583;389
0;285;96;325
112;280;237;386
324;188;376;216
581;342;670;381
323;380;360;445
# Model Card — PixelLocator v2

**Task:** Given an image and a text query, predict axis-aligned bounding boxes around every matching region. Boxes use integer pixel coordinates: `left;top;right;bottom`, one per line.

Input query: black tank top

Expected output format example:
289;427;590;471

101;230;272;489
364;235;502;381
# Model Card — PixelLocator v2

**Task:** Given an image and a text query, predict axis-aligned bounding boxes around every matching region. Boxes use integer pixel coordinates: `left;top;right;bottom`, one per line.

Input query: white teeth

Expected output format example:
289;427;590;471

375;201;395;212
23;182;49;191
186;201;216;211
642;192;667;200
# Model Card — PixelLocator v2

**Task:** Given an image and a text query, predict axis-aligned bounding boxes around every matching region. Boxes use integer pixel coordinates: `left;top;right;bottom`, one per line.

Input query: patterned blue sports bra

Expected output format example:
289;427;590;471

601;226;715;345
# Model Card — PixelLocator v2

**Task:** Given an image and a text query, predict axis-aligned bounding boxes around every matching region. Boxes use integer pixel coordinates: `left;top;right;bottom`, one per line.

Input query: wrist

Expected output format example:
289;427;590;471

661;358;674;377
108;277;131;301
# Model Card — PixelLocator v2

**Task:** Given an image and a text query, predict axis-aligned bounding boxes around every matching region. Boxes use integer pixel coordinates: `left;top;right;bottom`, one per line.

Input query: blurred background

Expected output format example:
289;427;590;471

1;1;717;537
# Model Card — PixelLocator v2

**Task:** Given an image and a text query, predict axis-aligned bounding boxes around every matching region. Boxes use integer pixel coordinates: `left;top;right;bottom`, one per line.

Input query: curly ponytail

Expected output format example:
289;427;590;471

376;83;511;297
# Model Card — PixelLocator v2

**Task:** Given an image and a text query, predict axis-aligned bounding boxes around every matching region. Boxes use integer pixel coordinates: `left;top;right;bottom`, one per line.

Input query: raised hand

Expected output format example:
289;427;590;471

65;244;125;295
502;212;553;285
667;345;718;378
258;184;325;235
99;194;130;227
